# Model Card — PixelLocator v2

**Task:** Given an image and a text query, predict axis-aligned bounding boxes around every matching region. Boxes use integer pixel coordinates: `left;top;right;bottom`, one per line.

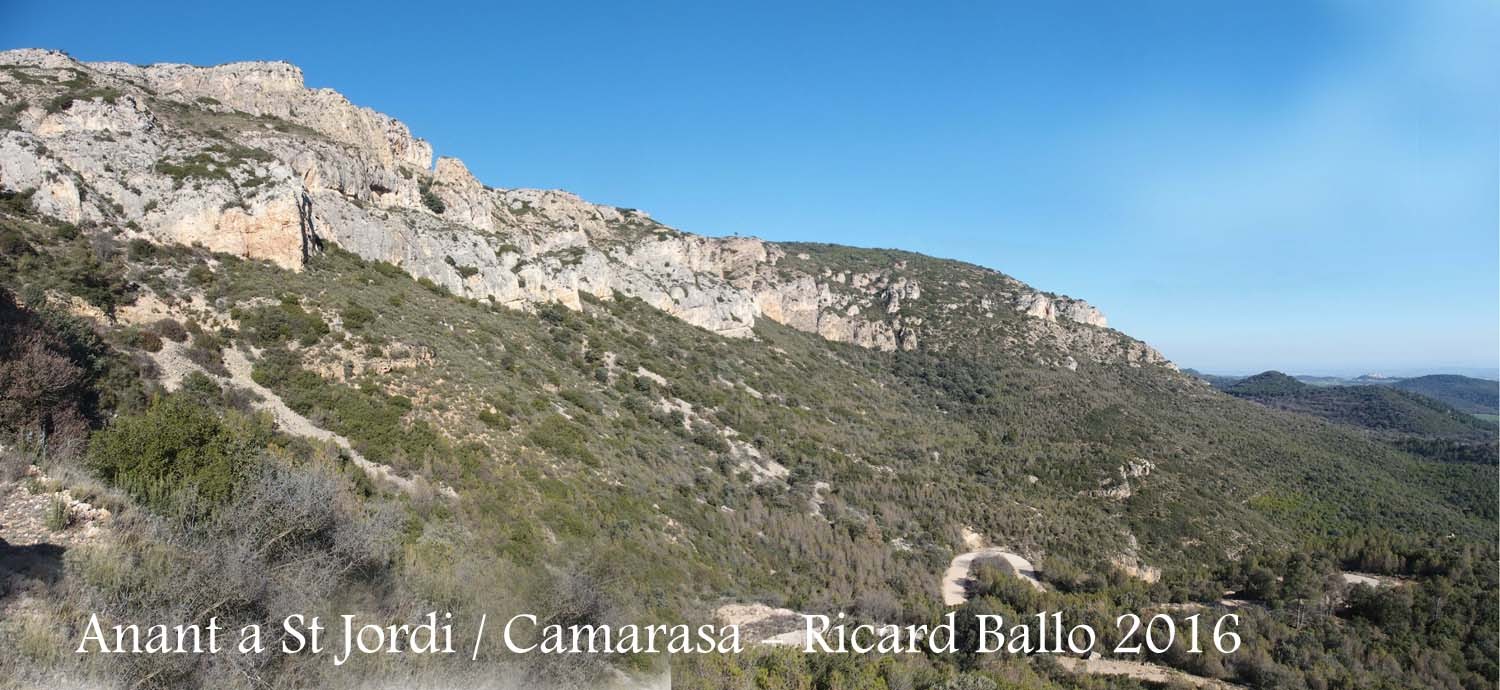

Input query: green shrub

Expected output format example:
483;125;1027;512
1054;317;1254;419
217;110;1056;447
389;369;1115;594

152;143;273;187
416;276;447;295
478;409;509;430
44;496;71;531
689;423;729;453
179;371;223;405
52;242;134;316
0;225;33;256
560;389;602;415
186;264;214;287
45;86;120;114
339;302;376;330
87;393;272;514
419;179;446;214
251;349;443;473
526;414;596;466
0;188;36;216
235;302;329;346
126;238;156;260
186;331;229;376
150;318;188;343
122;327;163;352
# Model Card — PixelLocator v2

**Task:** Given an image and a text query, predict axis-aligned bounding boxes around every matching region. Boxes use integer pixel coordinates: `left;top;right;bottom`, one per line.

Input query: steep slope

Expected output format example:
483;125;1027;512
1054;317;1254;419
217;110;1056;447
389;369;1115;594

1;45;1491;576
5;200;1495;687
1;49;1497;690
0;49;1161;373
1392;374;1499;416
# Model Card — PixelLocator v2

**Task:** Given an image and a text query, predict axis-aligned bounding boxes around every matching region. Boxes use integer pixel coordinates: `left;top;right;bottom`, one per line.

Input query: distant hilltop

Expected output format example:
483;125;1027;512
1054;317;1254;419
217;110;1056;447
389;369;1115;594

1187;369;1499;420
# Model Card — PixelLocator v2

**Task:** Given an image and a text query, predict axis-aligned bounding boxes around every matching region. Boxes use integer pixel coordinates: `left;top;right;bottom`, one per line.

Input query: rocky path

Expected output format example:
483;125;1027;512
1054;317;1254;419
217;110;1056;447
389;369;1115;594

939;530;1241;688
221;348;453;498
1341;572;1396;588
1055;658;1245;689
942;547;1046;605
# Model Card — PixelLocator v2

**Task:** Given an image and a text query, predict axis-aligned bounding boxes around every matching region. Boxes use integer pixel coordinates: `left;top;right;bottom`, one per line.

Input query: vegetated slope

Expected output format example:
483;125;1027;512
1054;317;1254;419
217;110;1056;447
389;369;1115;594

4;195;1495;690
1181;368;1245;388
1392;374;1499;416
0;49;1496;690
1225;371;1497;441
0;48;1151;367
2;195;1491;601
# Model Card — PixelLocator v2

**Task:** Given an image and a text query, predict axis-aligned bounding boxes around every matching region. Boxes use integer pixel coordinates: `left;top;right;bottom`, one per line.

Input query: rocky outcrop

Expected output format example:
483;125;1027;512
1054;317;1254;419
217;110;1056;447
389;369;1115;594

90;58;434;171
0;49;1170;368
1016;291;1108;328
0;135;85;223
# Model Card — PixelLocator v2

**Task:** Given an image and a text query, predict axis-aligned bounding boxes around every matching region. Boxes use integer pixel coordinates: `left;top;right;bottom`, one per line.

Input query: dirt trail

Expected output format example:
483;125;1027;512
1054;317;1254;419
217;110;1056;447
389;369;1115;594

942;547;1045;605
221;348;452;498
939;529;1245;688
716;603;812;647
1341;572;1391;587
1056;658;1245;688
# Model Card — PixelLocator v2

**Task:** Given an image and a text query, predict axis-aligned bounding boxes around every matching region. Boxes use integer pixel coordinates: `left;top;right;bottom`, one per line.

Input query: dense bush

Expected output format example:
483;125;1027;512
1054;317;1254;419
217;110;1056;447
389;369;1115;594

0;288;95;451
0;224;33;256
419;179;446;214
185;330;229;377
339;301;376;330
235;301;329;346
251;348;444;473
150;317;188;342
526;414;597;466
58;459;403;688
87;393;272;513
560;389;602;415
120;326;162;352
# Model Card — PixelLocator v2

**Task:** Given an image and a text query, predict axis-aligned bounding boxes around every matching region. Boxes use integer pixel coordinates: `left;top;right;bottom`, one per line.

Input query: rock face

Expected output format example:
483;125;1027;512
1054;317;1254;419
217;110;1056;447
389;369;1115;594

1016;292;1108;328
91;58;434;171
0;49;1171;367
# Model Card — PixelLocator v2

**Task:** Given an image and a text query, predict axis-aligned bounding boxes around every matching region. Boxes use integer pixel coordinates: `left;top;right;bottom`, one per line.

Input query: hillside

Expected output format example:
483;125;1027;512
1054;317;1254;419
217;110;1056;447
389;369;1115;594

1224;371;1496;440
0;50;1495;690
0;49;1161;367
1392;375;1499;416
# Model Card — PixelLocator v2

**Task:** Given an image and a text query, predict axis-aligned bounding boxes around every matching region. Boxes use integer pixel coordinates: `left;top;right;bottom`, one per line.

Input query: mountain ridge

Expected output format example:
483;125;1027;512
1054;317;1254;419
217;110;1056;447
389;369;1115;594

1221;370;1495;440
0;48;1167;371
1392;375;1499;416
2;48;1496;690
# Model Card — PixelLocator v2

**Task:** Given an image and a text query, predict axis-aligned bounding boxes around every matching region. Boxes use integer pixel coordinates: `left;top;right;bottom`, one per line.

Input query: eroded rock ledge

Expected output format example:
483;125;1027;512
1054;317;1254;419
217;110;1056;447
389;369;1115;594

0;48;1169;368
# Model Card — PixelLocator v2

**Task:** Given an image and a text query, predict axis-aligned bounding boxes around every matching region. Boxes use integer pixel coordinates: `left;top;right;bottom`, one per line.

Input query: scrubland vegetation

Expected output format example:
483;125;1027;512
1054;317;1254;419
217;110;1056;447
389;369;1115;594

0;195;1494;689
1223;372;1495;441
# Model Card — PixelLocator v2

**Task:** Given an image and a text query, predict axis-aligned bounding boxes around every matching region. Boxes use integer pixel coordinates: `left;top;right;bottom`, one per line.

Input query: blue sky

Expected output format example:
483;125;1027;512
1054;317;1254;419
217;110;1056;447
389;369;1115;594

6;1;1496;375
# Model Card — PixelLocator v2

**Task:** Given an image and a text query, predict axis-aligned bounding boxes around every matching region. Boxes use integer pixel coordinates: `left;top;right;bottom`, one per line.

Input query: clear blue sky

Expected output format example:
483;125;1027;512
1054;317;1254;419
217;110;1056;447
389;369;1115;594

6;0;1496;375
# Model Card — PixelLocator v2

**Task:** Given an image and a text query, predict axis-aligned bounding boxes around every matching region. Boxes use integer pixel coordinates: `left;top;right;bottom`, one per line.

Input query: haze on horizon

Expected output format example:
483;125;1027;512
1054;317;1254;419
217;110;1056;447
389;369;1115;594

6;0;1495;374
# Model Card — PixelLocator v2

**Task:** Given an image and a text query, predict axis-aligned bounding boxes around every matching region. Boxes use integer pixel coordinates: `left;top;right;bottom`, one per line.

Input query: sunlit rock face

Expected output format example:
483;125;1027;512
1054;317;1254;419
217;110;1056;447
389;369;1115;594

0;48;1168;367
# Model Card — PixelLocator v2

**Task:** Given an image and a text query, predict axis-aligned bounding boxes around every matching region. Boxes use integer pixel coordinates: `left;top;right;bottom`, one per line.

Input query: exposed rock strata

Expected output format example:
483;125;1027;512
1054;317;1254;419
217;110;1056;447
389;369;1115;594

0;49;1171;367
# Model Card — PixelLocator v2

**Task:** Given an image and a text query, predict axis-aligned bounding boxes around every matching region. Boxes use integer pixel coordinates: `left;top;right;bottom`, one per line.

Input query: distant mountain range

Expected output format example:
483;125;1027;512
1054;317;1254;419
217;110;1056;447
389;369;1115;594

1214;371;1494;438
1391;375;1500;416
1183;370;1497;466
1186;369;1499;418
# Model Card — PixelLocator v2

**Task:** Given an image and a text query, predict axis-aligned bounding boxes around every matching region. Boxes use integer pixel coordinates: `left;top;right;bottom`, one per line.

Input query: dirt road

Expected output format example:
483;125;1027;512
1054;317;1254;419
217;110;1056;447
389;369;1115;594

942;547;1045;605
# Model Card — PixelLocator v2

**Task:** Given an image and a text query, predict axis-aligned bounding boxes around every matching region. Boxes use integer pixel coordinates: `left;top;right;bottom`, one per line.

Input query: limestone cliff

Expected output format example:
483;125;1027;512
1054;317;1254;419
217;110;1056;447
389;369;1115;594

0;49;1170;369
